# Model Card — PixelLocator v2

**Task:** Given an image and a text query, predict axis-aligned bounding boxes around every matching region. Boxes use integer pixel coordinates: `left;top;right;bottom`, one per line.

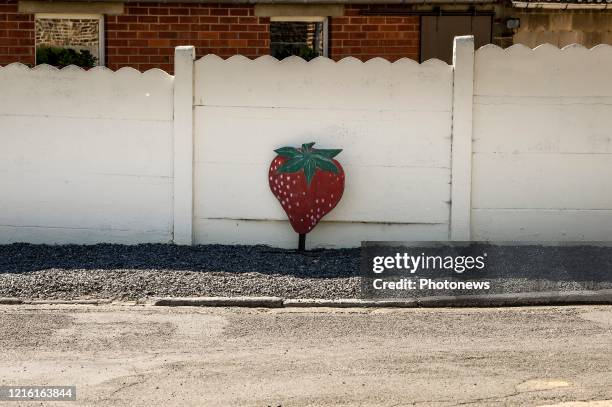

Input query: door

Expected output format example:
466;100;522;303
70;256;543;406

420;15;492;63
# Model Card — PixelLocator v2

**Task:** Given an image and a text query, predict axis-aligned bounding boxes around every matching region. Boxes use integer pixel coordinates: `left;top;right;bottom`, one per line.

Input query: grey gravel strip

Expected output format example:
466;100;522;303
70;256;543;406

3;244;612;304
0;298;23;305
152;296;284;307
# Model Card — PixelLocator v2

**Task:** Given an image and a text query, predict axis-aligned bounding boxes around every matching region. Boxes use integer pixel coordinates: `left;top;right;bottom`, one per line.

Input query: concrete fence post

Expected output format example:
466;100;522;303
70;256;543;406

450;35;475;241
173;46;196;245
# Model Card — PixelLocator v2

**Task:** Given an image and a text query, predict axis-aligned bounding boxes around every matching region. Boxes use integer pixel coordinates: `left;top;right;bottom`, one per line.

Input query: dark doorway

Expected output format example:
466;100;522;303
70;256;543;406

420;15;492;63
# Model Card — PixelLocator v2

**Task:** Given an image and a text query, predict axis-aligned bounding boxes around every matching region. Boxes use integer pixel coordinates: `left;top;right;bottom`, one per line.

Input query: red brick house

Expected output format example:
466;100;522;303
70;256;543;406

1;0;497;72
2;0;612;72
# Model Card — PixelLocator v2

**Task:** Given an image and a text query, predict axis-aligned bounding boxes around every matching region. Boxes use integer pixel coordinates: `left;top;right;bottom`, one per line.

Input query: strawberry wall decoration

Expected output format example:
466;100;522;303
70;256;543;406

269;142;345;251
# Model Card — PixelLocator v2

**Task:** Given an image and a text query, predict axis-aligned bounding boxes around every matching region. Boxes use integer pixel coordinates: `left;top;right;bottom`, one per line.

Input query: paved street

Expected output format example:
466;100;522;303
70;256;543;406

0;304;611;406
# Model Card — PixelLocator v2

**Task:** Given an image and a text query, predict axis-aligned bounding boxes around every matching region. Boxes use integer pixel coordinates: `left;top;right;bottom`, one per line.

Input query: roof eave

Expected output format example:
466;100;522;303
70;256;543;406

48;0;498;3
512;1;611;9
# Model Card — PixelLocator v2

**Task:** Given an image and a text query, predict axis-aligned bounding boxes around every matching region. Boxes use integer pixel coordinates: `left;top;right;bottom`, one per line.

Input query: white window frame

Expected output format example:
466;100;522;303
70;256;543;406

35;13;105;66
270;16;329;57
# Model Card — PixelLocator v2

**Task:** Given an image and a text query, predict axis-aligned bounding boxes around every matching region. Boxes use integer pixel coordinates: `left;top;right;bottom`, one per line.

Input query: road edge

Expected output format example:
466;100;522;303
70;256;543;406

1;290;611;308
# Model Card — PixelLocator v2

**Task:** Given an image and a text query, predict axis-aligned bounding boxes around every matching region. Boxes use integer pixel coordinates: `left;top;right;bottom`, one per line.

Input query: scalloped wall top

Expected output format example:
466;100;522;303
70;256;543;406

193;51;454;113
0;62;174;121
4;42;612;74
474;42;612;97
476;42;612;56
0;62;173;78
195;53;450;67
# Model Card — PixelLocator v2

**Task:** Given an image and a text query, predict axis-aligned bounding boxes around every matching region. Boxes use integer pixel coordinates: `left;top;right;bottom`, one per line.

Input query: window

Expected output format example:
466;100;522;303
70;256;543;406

35;13;104;68
270;17;328;60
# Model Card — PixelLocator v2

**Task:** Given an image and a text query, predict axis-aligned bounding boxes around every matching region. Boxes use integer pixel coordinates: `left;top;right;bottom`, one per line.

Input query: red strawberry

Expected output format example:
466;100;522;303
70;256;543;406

269;142;345;234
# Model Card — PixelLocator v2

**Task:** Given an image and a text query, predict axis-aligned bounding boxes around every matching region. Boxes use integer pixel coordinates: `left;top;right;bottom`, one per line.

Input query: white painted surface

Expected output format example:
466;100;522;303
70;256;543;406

3;41;612;247
195;219;450;249
472;43;612;241
0;64;174;244
475;44;612;98
472;209;612;242
172;46;196;245
0;64;172;120
193;55;454;247
450;35;474;241
194;55;452;112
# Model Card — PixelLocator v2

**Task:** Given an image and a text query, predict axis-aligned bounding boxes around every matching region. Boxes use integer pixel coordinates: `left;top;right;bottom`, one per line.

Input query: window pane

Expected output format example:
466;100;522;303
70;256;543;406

35;17;101;67
270;21;325;61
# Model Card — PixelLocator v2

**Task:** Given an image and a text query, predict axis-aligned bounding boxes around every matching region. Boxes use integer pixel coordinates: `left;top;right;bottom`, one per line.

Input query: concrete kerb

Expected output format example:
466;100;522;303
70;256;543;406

1;290;611;308
414;289;612;307
152;296;285;308
151;290;612;308
282;299;418;308
0;298;23;305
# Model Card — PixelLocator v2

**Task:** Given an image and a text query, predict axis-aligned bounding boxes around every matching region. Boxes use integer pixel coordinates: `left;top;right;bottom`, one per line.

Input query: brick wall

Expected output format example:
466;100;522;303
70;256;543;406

106;2;269;72
0;0;421;70
0;0;34;66
329;5;419;62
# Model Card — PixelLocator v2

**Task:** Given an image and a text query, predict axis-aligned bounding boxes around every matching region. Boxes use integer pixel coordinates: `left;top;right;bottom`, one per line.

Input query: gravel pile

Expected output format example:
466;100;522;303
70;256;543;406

2;243;611;301
0;244;361;300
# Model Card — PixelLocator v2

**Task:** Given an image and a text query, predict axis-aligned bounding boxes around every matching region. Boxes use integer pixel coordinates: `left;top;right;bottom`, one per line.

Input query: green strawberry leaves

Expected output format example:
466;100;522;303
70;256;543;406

315;149;342;159
274;142;342;187
314;158;340;173
278;157;304;173
303;159;316;186
274;147;302;159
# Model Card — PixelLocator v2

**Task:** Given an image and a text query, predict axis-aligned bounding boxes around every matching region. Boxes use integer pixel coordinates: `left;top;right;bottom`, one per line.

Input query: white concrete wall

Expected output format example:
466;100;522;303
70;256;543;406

472;44;612;241
0;64;174;244
2;40;612;248
193;55;454;248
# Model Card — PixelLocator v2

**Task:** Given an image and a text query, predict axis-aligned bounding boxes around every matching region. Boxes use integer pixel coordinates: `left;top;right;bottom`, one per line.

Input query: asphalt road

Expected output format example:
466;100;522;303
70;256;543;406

0;305;611;407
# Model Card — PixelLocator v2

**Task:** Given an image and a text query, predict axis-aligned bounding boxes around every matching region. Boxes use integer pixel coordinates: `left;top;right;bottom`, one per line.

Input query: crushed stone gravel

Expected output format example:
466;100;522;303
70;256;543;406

0;244;361;300
2;243;611;301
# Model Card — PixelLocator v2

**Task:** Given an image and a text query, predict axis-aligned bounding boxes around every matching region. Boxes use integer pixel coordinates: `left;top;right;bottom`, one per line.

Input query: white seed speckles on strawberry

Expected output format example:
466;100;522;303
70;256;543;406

269;147;344;234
